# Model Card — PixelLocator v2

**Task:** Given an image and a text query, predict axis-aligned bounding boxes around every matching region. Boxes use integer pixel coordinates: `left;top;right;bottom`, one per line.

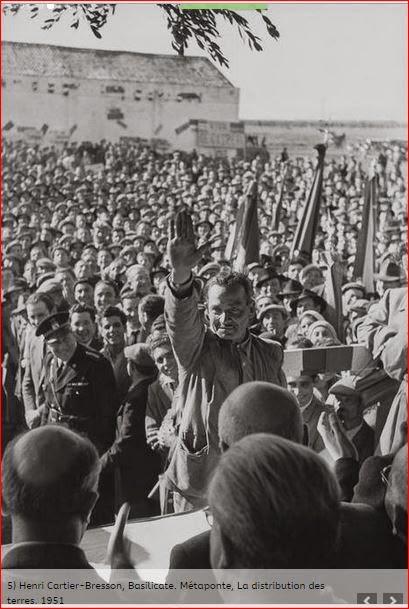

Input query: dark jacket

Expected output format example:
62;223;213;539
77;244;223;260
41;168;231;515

42;343;118;454
335;453;394;505
166;501;407;570
337;502;407;568
167;531;221;604
2;543;118;602
101;375;161;504
3;542;95;570
351;420;375;465
100;345;131;403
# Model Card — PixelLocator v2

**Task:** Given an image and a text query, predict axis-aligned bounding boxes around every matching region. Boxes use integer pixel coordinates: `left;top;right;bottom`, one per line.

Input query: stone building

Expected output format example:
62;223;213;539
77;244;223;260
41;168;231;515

2;41;240;148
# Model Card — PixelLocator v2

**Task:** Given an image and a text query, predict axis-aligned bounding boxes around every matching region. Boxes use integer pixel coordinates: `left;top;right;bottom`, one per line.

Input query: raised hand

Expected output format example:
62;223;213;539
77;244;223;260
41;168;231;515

167;210;212;284
320;248;344;281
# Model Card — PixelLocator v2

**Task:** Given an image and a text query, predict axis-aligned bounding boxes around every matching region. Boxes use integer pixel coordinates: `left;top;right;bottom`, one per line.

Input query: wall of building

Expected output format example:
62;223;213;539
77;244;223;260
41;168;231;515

2;73;239;147
175;120;245;158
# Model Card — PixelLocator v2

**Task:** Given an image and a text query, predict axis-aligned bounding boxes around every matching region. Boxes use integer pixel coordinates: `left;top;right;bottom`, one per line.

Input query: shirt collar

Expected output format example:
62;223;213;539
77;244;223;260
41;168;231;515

345;422;363;439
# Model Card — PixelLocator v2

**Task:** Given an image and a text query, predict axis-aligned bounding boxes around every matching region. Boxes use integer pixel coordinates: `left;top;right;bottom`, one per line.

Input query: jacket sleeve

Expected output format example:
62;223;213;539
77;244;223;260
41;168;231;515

100;378;150;468
101;401;135;468
276;344;286;387
94;358;120;455
263;338;286;387
334;458;360;502
164;278;205;371
357;290;407;381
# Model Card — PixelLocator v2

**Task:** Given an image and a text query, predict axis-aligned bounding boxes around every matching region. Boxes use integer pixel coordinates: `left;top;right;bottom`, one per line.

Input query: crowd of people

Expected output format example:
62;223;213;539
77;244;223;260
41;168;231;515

2;136;407;579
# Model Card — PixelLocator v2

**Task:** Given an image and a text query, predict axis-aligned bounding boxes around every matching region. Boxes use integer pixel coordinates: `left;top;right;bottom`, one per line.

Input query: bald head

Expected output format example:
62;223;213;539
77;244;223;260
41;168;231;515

3;426;100;524
14;426;91;485
218;382;303;450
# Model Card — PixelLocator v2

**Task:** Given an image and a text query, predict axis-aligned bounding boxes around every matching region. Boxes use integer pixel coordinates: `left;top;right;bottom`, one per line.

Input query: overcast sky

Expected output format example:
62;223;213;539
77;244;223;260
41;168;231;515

2;2;407;122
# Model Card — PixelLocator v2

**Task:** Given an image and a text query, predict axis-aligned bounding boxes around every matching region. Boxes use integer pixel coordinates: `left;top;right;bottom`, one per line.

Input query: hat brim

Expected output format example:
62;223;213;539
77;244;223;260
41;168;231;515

40;324;71;341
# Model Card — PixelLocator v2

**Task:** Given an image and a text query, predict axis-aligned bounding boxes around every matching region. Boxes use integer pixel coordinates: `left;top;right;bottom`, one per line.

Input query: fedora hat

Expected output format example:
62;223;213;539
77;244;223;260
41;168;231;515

277;279;303;299
292;288;327;313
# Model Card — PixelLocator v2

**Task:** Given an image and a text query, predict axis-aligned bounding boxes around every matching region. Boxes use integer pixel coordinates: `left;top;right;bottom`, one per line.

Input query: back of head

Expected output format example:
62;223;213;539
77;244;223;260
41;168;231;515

2;426;101;526
218;382;303;449
208;434;340;568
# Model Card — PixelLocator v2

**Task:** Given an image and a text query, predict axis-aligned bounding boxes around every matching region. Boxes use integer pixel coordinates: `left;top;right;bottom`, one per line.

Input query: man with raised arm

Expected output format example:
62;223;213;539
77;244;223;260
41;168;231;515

164;210;286;511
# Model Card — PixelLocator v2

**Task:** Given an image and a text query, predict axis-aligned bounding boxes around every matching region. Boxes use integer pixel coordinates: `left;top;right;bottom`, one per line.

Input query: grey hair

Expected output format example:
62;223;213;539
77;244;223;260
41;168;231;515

208;434;340;568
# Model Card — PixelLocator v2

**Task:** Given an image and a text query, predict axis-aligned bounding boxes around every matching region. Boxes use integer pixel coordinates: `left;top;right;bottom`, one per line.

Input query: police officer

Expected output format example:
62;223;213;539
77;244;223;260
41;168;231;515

36;311;118;455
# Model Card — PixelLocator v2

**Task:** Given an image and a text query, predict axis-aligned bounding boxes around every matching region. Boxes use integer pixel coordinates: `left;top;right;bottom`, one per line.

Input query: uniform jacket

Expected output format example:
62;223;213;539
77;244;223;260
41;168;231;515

42;343;118;454
164;279;286;507
357;287;407;454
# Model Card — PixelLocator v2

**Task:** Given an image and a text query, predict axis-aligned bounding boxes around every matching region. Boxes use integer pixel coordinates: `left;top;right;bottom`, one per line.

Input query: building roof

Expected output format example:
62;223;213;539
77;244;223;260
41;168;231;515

2;41;235;89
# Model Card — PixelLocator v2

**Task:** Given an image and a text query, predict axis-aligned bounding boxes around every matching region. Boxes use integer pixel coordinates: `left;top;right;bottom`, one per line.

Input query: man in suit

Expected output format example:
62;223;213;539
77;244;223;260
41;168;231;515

2;425;101;570
1;426;131;603
120;289;142;346
328;376;374;465
316;411;407;568
37;311;118;456
100;343;160;517
286;372;327;452
357;286;407;454
167;381;404;575
22;293;55;429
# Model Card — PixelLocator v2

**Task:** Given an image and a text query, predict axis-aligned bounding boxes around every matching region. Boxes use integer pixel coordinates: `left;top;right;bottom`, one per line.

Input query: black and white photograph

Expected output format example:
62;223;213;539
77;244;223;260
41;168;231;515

1;1;407;605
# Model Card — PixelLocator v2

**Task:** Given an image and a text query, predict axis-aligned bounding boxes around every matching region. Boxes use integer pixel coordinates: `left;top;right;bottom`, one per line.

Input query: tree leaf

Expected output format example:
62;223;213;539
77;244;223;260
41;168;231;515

91;25;102;39
4;4;280;65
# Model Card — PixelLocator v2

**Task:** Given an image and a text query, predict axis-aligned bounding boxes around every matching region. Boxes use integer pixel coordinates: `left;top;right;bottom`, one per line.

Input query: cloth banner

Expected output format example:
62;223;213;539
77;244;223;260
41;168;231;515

290;144;327;261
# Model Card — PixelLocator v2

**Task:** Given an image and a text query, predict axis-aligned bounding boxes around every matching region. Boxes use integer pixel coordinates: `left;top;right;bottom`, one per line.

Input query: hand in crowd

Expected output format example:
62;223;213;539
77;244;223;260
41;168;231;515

317;410;359;461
